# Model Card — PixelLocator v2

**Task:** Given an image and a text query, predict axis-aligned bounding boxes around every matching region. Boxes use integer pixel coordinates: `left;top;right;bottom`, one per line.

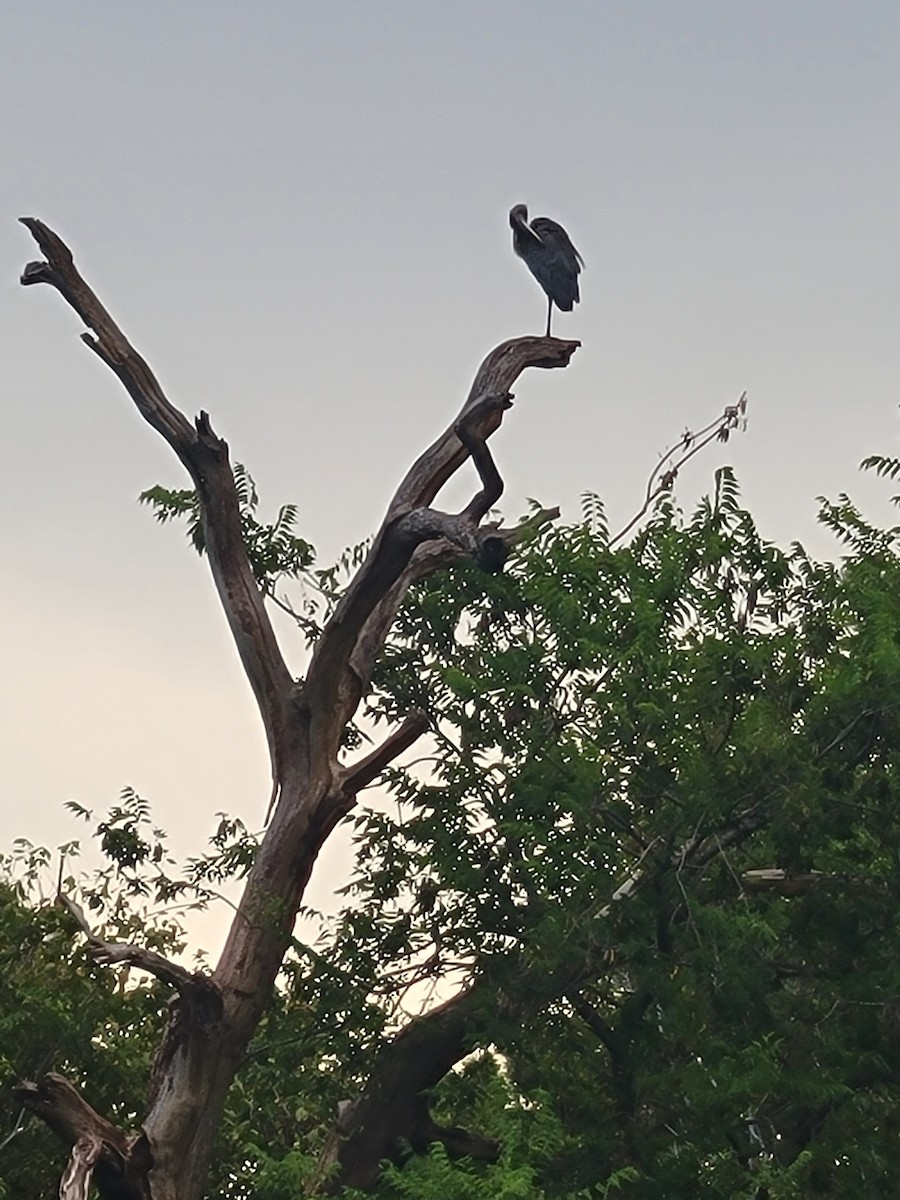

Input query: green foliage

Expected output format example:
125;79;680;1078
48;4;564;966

327;464;900;1197
140;464;373;654
8;458;900;1197
140;464;318;636
0;820;175;1198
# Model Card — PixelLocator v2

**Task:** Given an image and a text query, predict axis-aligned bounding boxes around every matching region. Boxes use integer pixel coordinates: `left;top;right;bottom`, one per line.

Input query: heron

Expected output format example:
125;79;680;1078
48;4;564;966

509;204;583;337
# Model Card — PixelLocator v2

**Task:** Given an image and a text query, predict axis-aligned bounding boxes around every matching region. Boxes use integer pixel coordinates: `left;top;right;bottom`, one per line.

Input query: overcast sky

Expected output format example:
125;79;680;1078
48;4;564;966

3;2;900;950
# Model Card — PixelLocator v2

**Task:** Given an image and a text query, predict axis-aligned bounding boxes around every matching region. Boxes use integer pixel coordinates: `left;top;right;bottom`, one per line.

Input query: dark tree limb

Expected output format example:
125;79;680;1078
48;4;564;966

348;504;559;695
318;801;776;1192
19;220;579;1200
12;1075;150;1200
454;391;513;522
388;337;578;517
678;805;769;869
410;1102;500;1164
20;218;293;788
58;893;215;996
569;993;641;1158
306;339;576;734
338;709;430;796
313;986;484;1193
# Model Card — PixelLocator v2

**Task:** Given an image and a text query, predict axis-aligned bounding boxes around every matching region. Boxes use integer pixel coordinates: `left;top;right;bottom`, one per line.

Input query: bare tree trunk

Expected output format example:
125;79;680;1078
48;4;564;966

15;218;578;1200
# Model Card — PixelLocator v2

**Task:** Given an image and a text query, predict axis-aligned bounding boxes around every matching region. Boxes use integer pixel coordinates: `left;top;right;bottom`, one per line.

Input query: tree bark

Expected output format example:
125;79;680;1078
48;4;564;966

313;986;491;1193
17;218;579;1200
312;801;780;1191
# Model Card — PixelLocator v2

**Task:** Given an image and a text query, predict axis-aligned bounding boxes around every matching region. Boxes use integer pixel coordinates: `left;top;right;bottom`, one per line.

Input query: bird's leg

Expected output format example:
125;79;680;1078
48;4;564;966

546;296;553;337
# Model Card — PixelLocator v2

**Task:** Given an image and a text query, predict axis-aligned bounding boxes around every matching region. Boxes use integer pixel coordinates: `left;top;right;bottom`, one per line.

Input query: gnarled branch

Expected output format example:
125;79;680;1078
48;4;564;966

20;221;580;1200
19;218;293;786
389;336;578;516
313;985;483;1193
304;342;577;733
59;1135;102;1200
58;892;214;996
12;1074;150;1200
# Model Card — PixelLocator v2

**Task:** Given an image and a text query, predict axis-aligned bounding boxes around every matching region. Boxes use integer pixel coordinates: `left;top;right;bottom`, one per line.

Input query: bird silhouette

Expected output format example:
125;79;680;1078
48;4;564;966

509;204;583;337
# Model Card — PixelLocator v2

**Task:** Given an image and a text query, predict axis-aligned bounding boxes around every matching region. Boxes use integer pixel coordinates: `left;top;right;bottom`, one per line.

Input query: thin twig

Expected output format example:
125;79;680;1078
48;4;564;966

0;1108;26;1153
610;393;748;548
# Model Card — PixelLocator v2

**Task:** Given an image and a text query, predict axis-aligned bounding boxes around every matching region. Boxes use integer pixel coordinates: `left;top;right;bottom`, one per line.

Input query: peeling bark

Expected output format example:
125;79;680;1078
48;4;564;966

13;1074;151;1200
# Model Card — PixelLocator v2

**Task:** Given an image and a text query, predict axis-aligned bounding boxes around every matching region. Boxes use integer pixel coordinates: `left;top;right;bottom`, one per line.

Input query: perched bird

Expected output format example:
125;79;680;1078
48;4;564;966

509;204;583;337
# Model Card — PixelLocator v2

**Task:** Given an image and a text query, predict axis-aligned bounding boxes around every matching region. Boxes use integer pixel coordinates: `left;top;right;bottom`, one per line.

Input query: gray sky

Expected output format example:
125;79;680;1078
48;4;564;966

3;2;900;948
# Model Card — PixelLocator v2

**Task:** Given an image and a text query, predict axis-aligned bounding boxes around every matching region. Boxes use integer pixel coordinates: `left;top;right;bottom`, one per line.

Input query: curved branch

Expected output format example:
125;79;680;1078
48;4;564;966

304;339;578;733
20;223;581;1200
390;336;579;517
412;1104;500;1164
455;391;513;522
19;219;293;782
12;1074;149;1200
609;393;748;548
313;986;483;1193
338;709;430;796
59;1135;102;1200
58;893;214;995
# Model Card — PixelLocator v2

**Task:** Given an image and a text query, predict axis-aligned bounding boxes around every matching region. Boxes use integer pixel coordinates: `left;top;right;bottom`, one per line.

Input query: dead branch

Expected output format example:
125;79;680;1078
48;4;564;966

347;505;559;695
19;220;579;1200
59;1135;102;1200
338;709;431;796
389;337;579;518
455;391;513;521
0;1107;26;1154
57;892;213;995
610;392;748;547
20;218;293;788
307;343;576;733
12;1074;149;1200
742;869;832;896
312;985;483;1193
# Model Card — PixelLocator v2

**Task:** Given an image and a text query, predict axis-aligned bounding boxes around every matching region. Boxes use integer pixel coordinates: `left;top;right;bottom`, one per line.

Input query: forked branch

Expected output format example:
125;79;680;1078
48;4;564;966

19;220;580;1200
610;392;748;547
304;342;578;729
338;709;431;796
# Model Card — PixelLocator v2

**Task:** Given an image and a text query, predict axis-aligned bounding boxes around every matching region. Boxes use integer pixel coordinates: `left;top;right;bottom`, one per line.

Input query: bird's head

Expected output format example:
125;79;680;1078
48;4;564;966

509;204;529;230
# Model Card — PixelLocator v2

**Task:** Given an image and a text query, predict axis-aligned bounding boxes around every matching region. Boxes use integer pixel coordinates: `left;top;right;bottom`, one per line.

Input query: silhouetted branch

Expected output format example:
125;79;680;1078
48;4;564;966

57;892;211;995
304;339;578;732
20;222;580;1200
390;337;579;517
456;391;513;521
339;710;430;796
348;504;558;695
313;986;482;1193
610;393;748;547
19;219;293;788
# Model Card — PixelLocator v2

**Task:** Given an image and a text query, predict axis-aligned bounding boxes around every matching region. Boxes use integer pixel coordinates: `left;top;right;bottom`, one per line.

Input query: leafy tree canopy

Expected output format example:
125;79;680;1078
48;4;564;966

5;457;900;1198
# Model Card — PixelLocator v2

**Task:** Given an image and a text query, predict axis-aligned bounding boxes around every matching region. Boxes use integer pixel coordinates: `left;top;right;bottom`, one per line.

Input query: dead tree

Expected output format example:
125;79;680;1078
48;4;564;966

14;219;578;1200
